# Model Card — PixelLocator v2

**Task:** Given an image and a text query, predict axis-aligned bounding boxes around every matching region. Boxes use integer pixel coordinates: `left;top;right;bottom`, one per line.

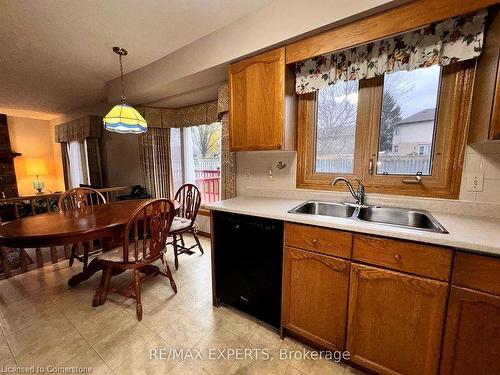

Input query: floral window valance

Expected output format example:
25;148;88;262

295;10;487;94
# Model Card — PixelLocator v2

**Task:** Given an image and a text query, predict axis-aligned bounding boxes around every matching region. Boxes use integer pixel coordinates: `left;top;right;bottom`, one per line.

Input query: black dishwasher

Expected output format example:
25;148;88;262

213;211;283;329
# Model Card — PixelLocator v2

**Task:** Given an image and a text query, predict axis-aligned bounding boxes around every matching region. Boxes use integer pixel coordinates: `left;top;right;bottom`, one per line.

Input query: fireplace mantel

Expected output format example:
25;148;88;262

0;152;21;160
0;114;20;197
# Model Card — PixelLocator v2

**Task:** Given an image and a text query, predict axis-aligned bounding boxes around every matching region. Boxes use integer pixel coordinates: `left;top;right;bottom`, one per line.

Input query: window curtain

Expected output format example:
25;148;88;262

60;143;70;189
295;10;487;94
67;141;89;187
55;116;103;188
139;127;171;199
85;138;103;188
217;83;236;200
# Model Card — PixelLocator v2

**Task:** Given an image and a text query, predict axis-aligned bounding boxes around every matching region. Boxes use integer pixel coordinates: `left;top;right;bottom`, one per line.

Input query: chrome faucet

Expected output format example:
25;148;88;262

331;177;365;206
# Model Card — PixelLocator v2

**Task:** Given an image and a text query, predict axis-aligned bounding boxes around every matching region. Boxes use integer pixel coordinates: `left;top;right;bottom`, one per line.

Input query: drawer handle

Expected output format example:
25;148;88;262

312;238;318;245
394;254;402;261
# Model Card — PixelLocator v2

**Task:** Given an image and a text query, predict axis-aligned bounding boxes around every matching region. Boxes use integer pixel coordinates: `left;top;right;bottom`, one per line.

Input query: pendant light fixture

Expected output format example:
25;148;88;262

103;47;147;134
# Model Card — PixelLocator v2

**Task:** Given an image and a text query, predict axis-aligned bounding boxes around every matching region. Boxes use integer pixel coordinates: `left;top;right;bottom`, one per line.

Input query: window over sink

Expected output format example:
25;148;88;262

376;66;441;176
297;62;474;198
315;80;359;174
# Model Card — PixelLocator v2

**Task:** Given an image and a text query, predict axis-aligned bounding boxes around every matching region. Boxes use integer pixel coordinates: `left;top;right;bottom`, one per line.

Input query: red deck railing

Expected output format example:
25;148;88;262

195;169;221;203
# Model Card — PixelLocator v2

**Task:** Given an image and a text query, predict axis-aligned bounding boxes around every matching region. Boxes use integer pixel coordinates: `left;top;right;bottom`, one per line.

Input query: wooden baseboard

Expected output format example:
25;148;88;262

197;230;211;238
198;208;211;217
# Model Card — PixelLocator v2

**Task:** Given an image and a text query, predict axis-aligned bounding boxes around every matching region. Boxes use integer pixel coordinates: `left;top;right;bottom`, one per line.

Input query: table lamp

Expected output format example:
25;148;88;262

25;158;48;194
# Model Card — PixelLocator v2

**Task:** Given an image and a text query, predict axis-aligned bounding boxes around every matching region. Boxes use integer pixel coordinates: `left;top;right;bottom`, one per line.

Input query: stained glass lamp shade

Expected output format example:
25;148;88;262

103;47;147;134
103;103;147;134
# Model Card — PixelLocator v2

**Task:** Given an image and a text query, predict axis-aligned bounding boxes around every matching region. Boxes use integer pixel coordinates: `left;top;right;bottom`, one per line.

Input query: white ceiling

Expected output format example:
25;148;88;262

0;0;270;116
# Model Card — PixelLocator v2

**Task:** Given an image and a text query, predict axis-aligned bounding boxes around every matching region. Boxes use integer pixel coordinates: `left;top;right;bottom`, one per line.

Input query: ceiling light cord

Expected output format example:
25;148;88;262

119;54;126;103
104;46;147;134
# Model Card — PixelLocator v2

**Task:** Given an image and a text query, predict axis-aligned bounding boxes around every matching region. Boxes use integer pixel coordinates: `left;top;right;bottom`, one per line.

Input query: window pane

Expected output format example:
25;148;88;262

377;66;441;175
315;80;359;174
190;122;221;204
170;128;183;193
67;141;89;188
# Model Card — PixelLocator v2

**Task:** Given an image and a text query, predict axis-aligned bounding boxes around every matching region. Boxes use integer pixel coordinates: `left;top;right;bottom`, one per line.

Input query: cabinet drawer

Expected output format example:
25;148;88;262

453;252;500;296
353;234;452;281
285;223;352;259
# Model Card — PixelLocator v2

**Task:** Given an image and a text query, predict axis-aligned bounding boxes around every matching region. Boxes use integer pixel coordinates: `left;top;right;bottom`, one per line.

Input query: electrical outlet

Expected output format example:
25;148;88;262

467;173;484;192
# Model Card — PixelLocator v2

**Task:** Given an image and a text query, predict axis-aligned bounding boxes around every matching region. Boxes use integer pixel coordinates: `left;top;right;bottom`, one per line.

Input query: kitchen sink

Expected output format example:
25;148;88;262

289;201;356;218
357;206;448;233
289;201;447;233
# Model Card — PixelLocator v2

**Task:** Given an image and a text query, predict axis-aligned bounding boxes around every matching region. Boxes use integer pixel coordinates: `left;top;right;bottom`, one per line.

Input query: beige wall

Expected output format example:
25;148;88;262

107;0;404;105
236;144;500;205
7;116;65;195
49;102;144;189
101;131;144;187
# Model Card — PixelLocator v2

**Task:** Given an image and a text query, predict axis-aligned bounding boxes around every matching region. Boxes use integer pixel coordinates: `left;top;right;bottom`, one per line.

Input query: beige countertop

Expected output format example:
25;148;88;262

205;196;500;257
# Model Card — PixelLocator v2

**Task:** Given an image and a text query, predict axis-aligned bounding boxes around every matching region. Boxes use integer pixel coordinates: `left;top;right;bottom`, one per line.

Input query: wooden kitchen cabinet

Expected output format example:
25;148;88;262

347;263;448;375
228;47;296;151
469;7;500;142
282;246;350;351
440;286;500;375
440;252;500;375
285;223;352;259
353;234;452;281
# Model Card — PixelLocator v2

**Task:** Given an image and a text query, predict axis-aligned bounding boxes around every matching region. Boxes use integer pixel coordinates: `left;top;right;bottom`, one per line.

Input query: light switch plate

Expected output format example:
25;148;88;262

467;173;484;192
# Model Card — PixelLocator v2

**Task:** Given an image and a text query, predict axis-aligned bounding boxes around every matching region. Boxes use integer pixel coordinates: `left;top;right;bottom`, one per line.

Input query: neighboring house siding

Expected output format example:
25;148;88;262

392;120;434;155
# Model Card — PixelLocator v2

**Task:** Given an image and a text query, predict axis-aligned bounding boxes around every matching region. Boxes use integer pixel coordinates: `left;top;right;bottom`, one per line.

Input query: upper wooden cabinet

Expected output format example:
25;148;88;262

228;47;296;151
469;8;500;142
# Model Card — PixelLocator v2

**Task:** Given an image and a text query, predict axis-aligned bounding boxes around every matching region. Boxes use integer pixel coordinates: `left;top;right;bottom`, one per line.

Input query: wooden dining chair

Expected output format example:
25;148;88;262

58;187;107;268
169;184;203;270
94;199;177;320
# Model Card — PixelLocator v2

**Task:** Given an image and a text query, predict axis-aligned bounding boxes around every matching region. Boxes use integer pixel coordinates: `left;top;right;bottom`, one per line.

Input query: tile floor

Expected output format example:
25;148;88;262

0;236;364;375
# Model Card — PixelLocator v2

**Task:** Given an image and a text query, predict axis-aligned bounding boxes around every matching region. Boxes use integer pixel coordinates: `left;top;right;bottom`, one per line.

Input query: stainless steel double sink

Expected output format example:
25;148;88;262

288;201;448;233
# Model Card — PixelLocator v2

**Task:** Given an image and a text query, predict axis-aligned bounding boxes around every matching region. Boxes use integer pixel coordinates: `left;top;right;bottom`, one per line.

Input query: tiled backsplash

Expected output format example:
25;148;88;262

459;143;500;203
236;142;500;210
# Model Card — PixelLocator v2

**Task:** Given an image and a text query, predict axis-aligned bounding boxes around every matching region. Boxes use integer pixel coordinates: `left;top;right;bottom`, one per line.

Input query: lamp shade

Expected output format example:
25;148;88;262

25;158;48;176
103;103;147;134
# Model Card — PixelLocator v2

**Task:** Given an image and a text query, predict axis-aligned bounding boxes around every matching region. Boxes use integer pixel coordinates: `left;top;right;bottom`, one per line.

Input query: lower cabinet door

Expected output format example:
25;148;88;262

347;263;448;375
440;286;500;375
282;246;350;351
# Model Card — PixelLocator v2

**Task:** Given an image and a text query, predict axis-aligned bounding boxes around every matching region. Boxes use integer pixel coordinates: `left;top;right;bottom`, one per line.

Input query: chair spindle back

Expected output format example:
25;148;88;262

174;184;201;226
58;187;107;211
122;199;175;263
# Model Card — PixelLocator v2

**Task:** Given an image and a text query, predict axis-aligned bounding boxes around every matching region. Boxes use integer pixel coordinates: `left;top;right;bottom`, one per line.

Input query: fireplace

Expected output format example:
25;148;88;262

0;114;21;197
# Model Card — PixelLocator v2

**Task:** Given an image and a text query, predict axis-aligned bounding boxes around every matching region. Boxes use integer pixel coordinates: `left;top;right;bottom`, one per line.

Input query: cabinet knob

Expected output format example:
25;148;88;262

312;238;318;245
394;253;402;261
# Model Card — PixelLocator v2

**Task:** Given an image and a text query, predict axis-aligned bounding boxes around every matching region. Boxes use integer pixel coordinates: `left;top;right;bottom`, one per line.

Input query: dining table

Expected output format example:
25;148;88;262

0;199;180;304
